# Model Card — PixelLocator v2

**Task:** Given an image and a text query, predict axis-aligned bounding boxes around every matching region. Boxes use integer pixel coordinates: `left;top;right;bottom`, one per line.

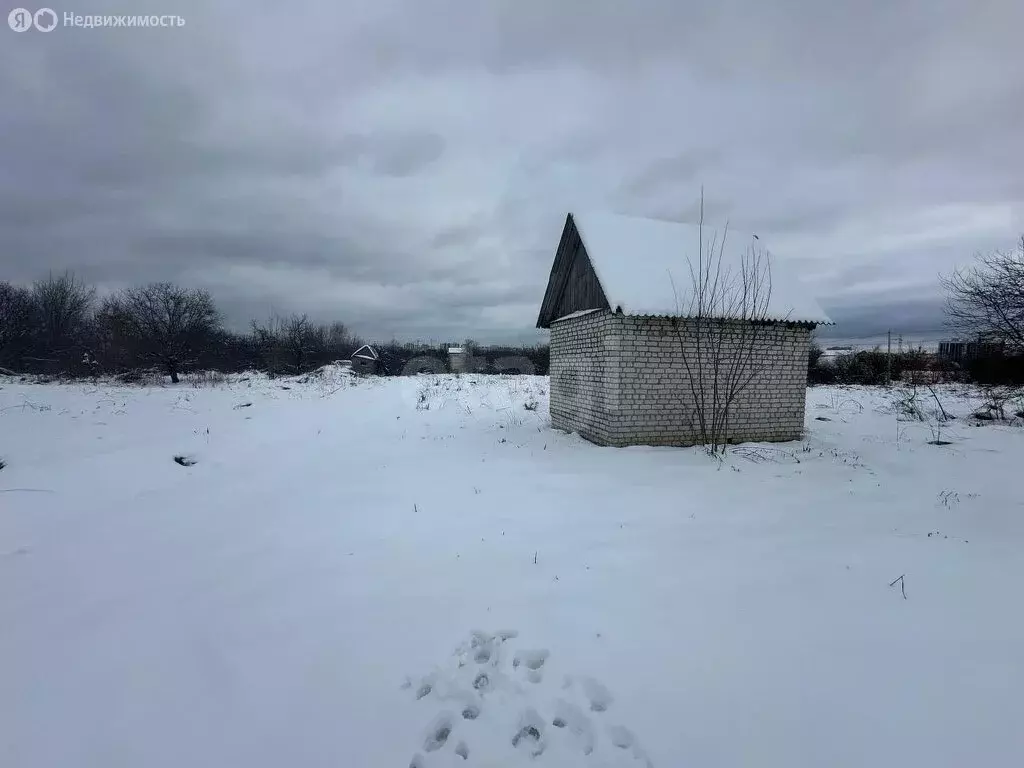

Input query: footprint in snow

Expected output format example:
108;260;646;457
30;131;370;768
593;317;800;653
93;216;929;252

471;633;496;663
408;631;651;765
513;648;549;670
400;676;433;700
422;713;453;752
472;671;491;692
580;675;614;712
513;648;549;683
511;708;546;757
606;725;654;766
551;698;595;755
608;724;636;749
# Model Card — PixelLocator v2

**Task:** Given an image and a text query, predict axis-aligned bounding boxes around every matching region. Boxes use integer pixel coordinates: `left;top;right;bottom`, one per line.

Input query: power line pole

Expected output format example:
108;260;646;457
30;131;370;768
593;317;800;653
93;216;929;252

886;329;892;386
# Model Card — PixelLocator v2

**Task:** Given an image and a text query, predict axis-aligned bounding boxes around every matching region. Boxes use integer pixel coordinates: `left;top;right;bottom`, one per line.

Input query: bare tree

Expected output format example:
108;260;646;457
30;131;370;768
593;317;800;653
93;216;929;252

669;196;777;453
99;283;222;383
324;321;359;359
0;281;34;369
941;236;1024;352
251;313;327;374
30;271;95;354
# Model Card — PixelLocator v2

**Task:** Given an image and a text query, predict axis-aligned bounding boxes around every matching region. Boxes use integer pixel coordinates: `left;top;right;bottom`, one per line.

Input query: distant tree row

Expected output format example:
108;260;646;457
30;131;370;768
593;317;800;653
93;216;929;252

807;236;1024;387
7;234;1019;386
0;273;550;381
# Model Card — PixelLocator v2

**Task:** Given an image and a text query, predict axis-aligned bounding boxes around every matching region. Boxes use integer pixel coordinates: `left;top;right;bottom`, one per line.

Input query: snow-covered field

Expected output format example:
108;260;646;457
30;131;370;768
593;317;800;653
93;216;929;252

2;370;1023;767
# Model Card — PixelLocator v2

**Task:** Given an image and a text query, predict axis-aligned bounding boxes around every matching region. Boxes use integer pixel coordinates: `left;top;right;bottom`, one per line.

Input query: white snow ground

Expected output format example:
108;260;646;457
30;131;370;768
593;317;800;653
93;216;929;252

1;370;1023;767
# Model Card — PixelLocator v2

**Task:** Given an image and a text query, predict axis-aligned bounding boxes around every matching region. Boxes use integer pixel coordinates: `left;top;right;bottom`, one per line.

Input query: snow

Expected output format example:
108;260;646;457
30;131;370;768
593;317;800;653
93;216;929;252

571;211;834;324
2;372;1023;767
552;308;603;323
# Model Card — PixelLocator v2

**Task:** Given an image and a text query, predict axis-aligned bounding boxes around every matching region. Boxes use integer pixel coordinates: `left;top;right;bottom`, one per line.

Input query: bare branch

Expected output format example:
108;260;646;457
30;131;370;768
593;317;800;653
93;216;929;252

670;194;781;452
940;236;1024;352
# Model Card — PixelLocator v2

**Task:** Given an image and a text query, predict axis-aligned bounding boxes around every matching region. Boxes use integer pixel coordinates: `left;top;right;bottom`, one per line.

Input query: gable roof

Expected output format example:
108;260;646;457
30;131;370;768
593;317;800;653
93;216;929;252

351;344;378;361
538;211;833;327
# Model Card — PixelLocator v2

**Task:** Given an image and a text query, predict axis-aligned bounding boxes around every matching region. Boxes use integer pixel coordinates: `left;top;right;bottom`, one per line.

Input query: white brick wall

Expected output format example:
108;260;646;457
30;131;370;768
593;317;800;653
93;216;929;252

549;311;813;447
548;311;618;445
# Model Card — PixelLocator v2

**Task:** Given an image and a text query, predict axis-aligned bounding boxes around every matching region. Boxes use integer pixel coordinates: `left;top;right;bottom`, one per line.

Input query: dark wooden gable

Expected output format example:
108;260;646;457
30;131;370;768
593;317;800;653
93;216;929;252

536;213;611;329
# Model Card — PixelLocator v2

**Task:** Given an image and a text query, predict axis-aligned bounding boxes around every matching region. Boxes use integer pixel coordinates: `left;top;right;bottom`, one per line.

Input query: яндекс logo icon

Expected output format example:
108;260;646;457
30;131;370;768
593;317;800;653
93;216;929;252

34;8;57;31
8;7;57;31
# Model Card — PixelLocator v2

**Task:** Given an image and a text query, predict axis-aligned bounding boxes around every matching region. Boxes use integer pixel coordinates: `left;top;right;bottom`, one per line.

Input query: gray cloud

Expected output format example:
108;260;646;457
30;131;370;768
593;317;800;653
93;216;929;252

1;0;1022;344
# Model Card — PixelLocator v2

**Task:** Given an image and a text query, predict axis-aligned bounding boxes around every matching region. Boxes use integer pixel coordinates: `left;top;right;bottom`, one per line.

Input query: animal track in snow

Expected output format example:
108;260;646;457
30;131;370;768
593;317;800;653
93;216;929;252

606;725;654;765
471;632;497;663
580;675;614;712
400;675;434;700
422;713;453;752
513;648;549;683
551;698;595;755
407;630;653;765
608;724;636;749
472;671;491;691
511;708;546;757
461;629;514;668
513;648;549;671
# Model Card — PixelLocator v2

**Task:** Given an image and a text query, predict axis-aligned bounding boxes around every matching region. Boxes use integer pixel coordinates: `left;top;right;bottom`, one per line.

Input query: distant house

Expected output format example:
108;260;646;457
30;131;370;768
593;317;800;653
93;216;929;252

536;212;833;447
447;347;470;373
350;344;380;375
937;340;1003;363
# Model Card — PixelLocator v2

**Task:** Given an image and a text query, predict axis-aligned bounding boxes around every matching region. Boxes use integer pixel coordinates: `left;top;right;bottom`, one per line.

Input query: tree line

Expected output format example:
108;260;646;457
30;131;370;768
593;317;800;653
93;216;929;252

2;235;1020;386
0;274;550;381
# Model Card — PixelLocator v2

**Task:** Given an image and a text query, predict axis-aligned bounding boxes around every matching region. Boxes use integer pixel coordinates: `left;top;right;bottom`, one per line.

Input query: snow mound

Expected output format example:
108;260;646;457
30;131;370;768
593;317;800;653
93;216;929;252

292;362;355;385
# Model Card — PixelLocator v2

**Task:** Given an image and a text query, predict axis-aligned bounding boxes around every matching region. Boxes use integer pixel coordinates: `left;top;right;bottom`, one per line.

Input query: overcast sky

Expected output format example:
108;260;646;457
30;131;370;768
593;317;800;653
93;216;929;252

2;0;1022;343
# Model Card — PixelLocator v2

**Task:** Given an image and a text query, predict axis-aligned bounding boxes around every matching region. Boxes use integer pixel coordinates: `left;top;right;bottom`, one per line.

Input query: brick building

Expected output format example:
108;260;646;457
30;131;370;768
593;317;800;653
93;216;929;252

536;212;833;447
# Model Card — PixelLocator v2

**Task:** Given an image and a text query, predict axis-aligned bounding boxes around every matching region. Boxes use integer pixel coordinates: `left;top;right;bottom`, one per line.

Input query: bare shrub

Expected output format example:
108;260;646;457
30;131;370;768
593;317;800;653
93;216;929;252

973;385;1018;421
894;386;927;422
115;367;165;386
187;370;229;388
669;195;780;453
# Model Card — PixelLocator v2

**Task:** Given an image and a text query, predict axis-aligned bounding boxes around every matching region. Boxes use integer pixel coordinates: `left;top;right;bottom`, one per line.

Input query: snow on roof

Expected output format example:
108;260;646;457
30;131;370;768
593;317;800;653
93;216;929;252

551;308;603;323
448;347;465;354
351;345;378;360
571;211;833;325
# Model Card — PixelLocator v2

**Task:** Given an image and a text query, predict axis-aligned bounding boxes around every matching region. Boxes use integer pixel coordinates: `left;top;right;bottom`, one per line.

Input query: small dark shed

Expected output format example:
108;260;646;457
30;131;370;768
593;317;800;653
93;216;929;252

350;344;380;375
